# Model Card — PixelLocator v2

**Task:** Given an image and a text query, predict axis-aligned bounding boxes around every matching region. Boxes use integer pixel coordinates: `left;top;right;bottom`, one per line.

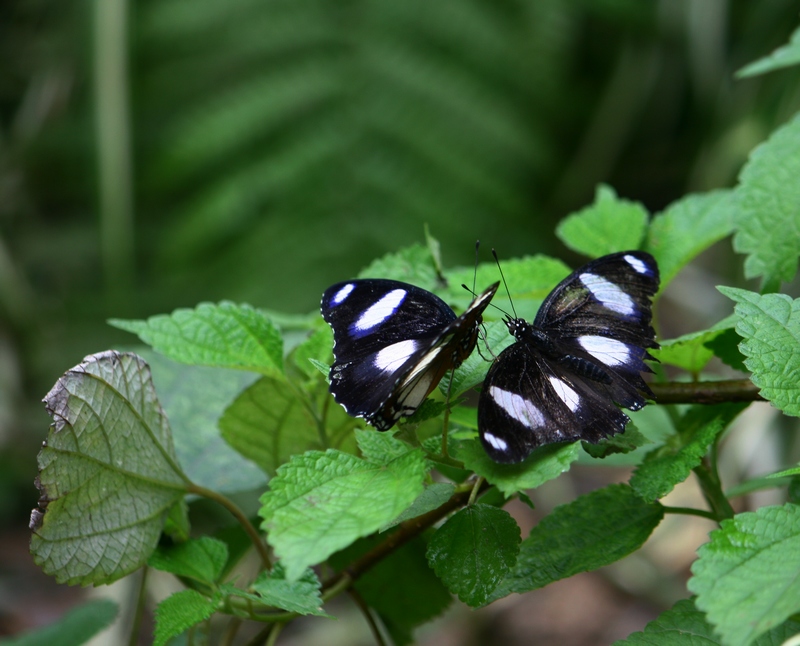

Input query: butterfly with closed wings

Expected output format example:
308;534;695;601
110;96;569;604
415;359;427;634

478;250;659;464
321;279;500;430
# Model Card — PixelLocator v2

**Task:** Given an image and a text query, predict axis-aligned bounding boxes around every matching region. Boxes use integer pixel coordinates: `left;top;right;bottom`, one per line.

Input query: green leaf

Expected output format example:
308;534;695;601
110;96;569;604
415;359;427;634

456;439;581;497
141;349;266;493
153;589;218;646
556;185;648;257
427;504;520;607
32;351;188;586
653;323;734;373
355;428;415;463
731;113;800;290
491;484;663;601
446;255;570;323
719;287;800;416
737;24;800;78
0;599;118;646
358;243;442;292
689;504;800;646
249;563;329;616
613;596;800;645
703;328;747;373
644;190;735;289
331;534;452;646
612;597;716;645
219;376;344;476
163;499;191;543
630;404;746;503
259;443;428;580
581;423;650;459
382;482;456;531
291;325;333;381
148;537;228;585
110;301;284;376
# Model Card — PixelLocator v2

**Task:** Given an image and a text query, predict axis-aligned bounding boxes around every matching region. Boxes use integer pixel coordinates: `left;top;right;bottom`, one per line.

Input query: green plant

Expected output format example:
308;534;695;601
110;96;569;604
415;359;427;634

22;25;800;646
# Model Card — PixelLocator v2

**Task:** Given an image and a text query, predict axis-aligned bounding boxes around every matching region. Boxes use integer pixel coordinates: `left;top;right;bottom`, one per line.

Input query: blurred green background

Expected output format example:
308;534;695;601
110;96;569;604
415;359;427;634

1;0;799;638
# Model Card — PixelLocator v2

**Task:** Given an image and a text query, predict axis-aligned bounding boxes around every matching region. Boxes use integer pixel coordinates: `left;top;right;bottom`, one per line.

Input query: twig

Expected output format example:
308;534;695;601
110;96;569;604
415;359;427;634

650;379;762;405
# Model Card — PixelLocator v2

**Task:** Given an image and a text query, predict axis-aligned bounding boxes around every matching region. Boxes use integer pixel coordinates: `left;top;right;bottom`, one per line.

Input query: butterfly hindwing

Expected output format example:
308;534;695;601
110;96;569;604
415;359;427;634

478;251;659;463
478;344;631;463
322;279;499;430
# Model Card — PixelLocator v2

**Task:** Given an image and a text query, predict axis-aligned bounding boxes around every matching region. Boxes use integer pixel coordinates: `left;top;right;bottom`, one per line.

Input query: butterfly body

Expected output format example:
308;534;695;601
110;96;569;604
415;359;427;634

322;278;499;430
478;251;659;464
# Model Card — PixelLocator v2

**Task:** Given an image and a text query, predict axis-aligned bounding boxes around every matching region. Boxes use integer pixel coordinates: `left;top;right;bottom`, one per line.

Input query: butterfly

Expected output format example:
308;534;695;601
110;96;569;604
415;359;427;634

478;250;659;463
321;278;499;430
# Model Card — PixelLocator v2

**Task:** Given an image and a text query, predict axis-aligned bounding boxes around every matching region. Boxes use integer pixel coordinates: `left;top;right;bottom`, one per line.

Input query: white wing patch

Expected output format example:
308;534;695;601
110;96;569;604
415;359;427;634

355;289;406;331
623;254;648;275
578;335;631;367
483;431;508;452
489;386;546;429
374;339;420;372
579;272;635;316
548;376;581;412
331;283;355;305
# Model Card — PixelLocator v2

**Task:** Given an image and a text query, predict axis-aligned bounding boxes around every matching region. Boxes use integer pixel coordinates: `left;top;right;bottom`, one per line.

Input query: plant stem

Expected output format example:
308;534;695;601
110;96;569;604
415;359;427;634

322;478;491;593
650;379;762;405
467;477;484;506
661;506;718;521
188;483;272;569
127;566;148;646
349;588;387;646
221;618;243;646
693;457;735;521
265;623;283;646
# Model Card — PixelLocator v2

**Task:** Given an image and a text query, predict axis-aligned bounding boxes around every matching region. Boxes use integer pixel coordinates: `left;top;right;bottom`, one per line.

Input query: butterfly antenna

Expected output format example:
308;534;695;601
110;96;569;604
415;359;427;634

492;248;517;319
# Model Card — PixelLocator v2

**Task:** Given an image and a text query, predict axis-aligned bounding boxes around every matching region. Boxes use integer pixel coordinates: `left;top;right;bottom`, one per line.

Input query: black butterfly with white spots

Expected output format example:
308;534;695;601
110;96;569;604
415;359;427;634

321;279;499;430
478;251;659;464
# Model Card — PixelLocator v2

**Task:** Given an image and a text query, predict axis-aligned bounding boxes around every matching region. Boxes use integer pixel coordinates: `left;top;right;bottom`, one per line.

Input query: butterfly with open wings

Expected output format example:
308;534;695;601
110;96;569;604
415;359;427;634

321;279;499;430
478;250;660;464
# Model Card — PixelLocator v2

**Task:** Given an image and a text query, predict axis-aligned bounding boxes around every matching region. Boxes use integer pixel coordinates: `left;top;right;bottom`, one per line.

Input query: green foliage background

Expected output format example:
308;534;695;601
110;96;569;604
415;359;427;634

3;2;800;637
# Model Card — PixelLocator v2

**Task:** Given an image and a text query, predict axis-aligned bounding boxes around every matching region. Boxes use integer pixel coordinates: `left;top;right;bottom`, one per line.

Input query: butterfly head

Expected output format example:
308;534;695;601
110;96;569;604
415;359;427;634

503;315;530;341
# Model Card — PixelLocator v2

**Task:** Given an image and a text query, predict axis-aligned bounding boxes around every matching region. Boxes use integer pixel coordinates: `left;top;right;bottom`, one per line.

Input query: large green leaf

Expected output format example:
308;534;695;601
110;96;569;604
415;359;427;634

689;504;800;646
148;537;228;585
259;432;428;580
614;597;800;646
631;404;746;503
556;185;648;258
32;351;189;585
110;302;283;376
456;439;580;497
644;190;735;290
248;564;329;617
427;504;520;607
219;376;346;476
731;113;800;291
153;589;219;646
490;484;663;601
719;287;800;416
141;349;265;493
651;315;736;374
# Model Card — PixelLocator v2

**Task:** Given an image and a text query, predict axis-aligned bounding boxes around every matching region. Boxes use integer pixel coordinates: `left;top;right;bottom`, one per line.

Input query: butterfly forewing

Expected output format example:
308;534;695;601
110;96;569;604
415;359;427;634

322;279;499;430
478;251;659;463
